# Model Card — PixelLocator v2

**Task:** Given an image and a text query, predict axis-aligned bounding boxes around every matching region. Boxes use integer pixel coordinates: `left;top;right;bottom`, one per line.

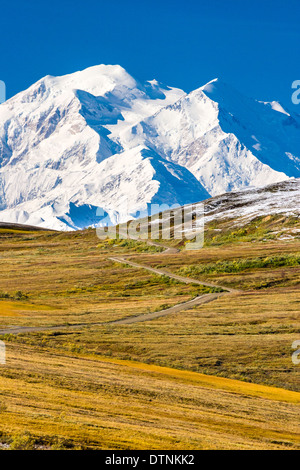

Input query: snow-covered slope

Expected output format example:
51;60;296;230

128;79;300;196
0;65;206;229
204;178;300;223
121;178;300;242
0;65;299;230
0;145;209;230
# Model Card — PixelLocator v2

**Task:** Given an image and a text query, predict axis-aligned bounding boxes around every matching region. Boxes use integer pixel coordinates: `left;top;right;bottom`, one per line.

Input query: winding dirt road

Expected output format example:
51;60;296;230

107;243;238;325
0;242;239;335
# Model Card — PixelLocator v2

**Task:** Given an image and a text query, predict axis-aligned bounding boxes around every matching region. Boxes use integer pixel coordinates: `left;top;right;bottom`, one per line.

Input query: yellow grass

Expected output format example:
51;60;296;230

0;342;299;450
0;227;299;449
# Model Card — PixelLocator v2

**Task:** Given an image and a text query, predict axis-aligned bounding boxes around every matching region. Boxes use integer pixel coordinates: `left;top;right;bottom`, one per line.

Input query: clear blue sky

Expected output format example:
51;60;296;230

1;0;299;110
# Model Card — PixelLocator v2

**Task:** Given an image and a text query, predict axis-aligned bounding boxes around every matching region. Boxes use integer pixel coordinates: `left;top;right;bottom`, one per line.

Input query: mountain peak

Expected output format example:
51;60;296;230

201;77;220;90
0;66;299;230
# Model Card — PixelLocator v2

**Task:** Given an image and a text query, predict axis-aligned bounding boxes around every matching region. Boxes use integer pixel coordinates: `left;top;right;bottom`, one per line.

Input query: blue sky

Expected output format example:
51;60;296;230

1;0;299;110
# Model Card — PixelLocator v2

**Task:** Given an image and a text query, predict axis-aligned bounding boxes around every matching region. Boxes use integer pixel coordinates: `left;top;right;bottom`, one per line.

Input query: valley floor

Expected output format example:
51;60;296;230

0;220;299;449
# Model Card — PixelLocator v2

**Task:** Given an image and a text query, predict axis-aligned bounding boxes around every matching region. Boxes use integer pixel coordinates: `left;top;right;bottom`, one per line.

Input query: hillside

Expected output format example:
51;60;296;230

0;205;299;449
115;178;300;244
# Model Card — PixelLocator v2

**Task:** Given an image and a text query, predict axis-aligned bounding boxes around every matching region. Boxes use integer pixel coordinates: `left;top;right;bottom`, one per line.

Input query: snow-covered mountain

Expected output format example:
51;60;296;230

0;64;299;230
127;79;300;196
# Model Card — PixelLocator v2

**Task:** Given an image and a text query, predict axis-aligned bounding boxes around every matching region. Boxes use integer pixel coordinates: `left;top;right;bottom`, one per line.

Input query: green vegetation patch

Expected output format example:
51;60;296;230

0;290;29;301
179;253;300;276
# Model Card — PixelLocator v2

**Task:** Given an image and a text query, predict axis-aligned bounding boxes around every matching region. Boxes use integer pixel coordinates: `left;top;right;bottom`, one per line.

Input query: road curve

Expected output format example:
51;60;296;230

109;256;238;293
105;249;239;325
0;241;240;334
108;292;227;325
